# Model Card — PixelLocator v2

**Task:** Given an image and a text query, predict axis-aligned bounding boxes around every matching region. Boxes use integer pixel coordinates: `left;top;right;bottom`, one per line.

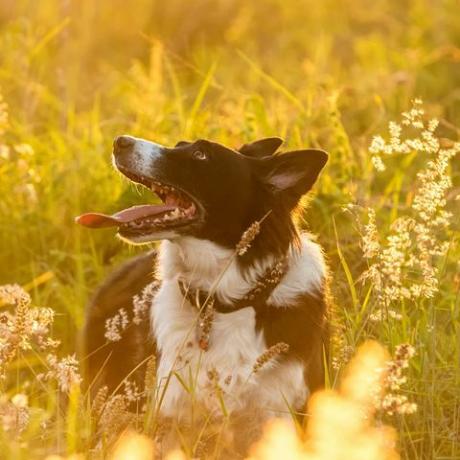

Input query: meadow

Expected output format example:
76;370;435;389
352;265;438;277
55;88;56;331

0;0;459;458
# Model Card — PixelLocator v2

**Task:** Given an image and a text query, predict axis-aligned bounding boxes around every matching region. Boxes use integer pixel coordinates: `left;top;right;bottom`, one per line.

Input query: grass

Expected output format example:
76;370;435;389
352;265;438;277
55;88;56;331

0;0;459;458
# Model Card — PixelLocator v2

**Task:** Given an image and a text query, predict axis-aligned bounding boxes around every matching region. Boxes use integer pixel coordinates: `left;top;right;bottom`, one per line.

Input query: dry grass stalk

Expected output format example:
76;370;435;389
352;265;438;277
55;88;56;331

252;342;290;373
236;210;272;256
91;385;109;420
98;394;137;441
144;355;157;392
198;300;215;351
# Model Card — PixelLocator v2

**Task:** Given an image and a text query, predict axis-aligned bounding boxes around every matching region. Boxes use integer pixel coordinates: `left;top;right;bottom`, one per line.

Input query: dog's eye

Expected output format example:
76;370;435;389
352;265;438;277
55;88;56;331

192;150;207;161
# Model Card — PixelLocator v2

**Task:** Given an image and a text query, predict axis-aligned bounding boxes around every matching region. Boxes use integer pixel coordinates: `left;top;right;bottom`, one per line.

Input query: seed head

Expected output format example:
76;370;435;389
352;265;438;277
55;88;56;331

253;342;289;373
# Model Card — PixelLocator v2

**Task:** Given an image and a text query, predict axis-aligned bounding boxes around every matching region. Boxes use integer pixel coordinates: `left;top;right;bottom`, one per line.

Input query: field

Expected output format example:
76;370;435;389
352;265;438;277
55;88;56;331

0;0;459;459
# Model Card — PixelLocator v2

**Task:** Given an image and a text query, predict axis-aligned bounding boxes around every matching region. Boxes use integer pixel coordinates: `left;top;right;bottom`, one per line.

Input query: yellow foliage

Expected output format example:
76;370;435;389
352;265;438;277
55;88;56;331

110;430;155;460
249;341;398;460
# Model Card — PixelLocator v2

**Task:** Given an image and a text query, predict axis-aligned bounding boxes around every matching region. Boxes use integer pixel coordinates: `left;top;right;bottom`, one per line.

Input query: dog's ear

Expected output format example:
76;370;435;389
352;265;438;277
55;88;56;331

175;140;192;147
259;149;328;203
239;137;283;158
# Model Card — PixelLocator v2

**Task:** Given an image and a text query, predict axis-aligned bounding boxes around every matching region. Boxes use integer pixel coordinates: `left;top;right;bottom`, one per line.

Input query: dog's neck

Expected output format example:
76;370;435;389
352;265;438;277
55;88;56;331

157;234;326;306
157;237;280;304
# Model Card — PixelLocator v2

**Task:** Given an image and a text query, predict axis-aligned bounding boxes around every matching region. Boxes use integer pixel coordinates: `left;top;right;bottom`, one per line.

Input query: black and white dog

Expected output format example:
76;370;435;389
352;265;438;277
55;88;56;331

79;136;329;435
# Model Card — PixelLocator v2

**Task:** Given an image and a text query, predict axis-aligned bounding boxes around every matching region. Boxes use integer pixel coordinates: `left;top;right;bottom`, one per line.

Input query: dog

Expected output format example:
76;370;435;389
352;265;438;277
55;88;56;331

78;135;329;450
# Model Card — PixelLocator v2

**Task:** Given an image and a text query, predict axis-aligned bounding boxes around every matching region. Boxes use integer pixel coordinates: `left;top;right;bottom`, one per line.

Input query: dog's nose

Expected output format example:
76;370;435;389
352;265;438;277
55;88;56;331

113;135;136;155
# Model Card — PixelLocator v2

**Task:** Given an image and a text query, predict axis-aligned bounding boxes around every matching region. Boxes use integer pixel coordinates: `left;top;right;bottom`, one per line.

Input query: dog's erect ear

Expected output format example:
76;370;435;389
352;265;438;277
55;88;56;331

239;137;284;158
260;149;328;202
175;140;192;148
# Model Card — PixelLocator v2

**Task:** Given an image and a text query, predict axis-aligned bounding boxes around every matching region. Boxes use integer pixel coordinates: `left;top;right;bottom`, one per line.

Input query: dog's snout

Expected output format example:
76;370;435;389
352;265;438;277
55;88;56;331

113;135;136;155
112;136;164;175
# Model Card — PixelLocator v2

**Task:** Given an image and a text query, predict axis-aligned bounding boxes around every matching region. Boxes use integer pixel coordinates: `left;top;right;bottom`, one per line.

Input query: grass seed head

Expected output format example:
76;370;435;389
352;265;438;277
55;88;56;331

252;342;290;373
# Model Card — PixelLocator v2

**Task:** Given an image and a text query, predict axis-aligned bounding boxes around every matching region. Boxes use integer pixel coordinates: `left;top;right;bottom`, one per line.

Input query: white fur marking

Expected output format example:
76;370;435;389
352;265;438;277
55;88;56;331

130;137;164;174
151;233;325;420
269;236;326;306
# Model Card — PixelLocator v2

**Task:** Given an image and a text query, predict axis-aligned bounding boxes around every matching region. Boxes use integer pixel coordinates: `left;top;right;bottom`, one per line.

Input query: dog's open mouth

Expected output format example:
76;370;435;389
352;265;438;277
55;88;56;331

76;170;200;237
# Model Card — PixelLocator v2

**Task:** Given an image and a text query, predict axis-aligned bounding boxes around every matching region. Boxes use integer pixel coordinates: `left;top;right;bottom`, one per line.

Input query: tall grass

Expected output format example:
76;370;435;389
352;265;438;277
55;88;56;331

0;1;459;458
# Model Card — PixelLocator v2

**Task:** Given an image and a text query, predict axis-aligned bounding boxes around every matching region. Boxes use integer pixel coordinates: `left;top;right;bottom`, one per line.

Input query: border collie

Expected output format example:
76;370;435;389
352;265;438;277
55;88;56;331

78;135;329;447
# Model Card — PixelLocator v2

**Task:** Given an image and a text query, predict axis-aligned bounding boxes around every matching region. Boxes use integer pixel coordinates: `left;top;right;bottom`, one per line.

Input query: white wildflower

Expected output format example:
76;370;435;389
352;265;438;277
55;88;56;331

42;354;82;393
363;100;459;306
371;155;386;171
104;308;129;342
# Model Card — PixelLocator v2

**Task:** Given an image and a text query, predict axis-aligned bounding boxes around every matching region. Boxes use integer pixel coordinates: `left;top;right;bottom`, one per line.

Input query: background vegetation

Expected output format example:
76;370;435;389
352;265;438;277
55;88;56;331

0;0;458;458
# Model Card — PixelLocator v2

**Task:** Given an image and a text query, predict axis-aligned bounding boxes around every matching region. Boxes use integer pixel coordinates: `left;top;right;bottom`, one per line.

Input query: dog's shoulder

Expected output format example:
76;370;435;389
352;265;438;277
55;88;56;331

88;250;157;318
259;233;329;392
82;250;157;397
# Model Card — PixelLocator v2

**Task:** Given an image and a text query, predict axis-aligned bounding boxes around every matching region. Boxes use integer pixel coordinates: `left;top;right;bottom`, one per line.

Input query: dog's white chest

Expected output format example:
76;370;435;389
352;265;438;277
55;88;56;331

150;236;324;420
152;280;272;418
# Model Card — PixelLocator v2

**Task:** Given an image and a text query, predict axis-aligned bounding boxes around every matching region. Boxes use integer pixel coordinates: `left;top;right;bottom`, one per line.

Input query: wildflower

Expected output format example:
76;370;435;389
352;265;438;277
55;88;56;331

428;118;439;133
363;100;459;306
362;208;380;259
381;394;417;416
369;135;386;154
104;308;129;342
330;327;354;370
331;345;354;371
123;380;143;403
394;343;415;362
368;309;402;322
0;393;30;434
389;121;402;140
371;155;386;171
41;354;82;393
252;342;289;373
133;281;160;325
206;367;223;395
0;283;30;307
378;343;417;416
0;284;62;380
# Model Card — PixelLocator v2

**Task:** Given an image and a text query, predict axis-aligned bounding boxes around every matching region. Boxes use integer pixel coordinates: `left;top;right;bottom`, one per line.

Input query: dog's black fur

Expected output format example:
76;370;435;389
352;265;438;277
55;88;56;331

82;137;329;413
83;251;156;397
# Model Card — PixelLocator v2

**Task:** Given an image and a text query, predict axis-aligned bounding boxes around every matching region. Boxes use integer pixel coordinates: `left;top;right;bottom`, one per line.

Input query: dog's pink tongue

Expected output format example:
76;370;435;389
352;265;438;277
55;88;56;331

75;204;176;228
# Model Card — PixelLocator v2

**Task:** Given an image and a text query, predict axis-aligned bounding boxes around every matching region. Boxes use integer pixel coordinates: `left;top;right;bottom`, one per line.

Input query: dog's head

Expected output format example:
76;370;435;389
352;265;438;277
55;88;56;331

77;136;327;250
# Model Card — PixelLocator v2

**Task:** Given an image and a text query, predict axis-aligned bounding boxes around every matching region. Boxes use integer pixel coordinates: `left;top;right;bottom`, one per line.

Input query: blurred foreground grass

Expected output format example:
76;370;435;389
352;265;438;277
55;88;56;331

0;1;459;458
